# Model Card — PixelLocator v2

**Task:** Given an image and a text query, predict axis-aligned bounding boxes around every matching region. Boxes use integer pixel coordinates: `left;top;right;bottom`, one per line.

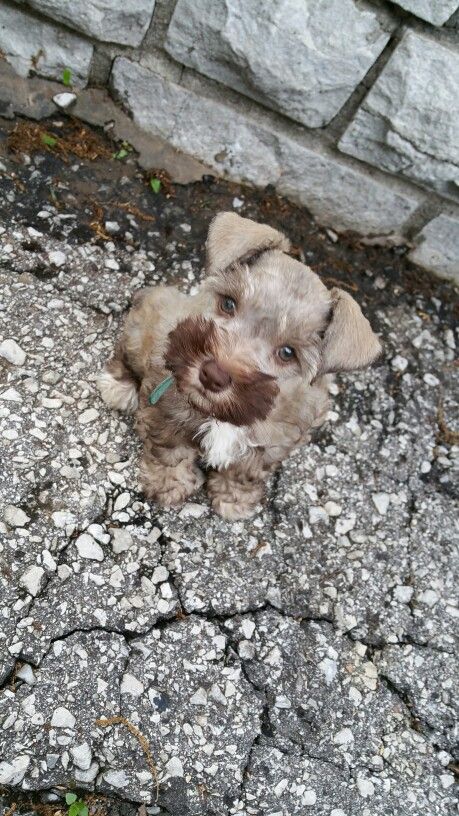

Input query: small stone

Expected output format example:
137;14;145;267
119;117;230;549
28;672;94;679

111;528;133;554
165;756;184;777
105;221;120;234
303;790;317;806
179;502;207;518
309;506;328;524
114;492;130;511
423;373;440;387
105;258;120;271
120;673;145;696
324;500;342;517
0;755;30;785
0;338;26;366
51;706;76;729
190;687;207;705
151;565;169;584
48;250;67;267
4;505;30;527
53;92;77;109
372;492;390;515
418;589;439;607
333;727;354;745
391;354;408;372
16;664;36;685
393;585;414;603
357;777;375;798
19;566;45;597
79;408;99;425
75;533;104;561
71;742;92;771
103;769;129;788
335;513;356;535
1;387;22;402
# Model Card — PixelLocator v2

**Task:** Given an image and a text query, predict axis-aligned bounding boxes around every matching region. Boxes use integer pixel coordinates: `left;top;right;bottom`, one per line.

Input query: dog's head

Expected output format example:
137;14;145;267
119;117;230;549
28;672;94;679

165;213;381;426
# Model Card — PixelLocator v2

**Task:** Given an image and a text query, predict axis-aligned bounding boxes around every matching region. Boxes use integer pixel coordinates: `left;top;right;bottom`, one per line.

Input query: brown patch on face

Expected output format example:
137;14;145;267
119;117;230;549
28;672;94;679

165;316;218;381
222;365;279;426
165;317;279;426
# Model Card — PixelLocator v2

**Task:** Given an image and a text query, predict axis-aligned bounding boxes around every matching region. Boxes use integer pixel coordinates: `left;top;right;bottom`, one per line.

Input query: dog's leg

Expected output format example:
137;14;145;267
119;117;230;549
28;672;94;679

97;352;139;413
140;439;205;508
207;451;271;521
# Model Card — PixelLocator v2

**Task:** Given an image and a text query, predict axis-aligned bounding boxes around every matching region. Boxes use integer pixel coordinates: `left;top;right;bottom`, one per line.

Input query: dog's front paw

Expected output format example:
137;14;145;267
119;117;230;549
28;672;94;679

210;494;260;521
141;459;204;508
207;472;263;520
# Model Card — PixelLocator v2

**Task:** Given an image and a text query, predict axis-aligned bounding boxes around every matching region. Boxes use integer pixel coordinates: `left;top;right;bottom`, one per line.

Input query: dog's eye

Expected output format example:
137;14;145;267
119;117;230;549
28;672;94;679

219;295;237;316
278;345;296;362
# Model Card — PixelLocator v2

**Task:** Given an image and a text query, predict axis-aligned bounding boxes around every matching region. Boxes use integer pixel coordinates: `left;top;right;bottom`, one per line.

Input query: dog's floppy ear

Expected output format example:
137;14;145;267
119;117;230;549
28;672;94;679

206;212;290;273
321;288;382;373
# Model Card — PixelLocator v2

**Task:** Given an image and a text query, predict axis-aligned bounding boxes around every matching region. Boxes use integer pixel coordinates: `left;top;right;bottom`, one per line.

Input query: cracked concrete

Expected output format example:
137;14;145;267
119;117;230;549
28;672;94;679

0;114;458;815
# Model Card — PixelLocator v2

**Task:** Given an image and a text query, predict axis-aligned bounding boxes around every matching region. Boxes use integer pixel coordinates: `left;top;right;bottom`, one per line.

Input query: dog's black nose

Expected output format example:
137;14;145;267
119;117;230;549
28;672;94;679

199;359;232;393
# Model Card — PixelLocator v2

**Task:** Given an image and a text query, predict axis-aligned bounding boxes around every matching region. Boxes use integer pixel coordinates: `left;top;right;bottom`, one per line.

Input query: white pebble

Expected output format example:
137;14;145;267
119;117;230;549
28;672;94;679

179;502;207;519
357;777;375;798
0;755;30;785
120;673;144;697
372;492;390;515
51;706;76;729
48;250;66;267
333;727;354;745
423;373;440;387
4;505;30;527
79;408;99;425
114;492;130;511
303;790;317;805
103;770;129;788
190;687;207;705
165;757;184;777
71;742;92;771
105;221;120;234
0;339;26;366
111;528;132;554
53;92;77;109
75;533;104;561
391;355;408;372
151;565;169;584
393;585;414;603
19;566;45;597
324;500;342;517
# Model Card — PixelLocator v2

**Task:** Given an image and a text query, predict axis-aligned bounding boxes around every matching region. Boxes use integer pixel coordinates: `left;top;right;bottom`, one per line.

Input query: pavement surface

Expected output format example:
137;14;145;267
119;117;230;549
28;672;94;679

0;115;458;816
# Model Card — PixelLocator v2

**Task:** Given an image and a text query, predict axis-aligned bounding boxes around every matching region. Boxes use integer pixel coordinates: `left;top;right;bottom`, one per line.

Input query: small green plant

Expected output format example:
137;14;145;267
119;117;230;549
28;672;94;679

62;67;72;86
41;133;57;147
65;792;88;816
113;140;133;160
150;177;161;194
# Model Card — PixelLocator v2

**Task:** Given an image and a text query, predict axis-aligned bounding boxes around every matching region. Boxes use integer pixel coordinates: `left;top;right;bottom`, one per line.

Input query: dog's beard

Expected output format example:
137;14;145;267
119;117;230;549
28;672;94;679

165;317;278;426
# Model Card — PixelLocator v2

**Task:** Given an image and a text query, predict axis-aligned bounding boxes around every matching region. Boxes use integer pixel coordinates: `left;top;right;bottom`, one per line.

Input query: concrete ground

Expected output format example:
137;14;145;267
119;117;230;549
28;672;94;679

0;115;458;816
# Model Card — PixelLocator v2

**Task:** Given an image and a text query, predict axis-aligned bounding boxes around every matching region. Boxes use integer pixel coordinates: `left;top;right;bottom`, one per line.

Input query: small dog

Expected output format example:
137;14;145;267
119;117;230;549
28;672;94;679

98;213;381;520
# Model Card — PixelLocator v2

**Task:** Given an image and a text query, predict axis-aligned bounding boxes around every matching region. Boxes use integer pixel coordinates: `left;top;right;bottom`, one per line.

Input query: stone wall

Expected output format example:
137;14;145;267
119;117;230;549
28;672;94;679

0;0;458;281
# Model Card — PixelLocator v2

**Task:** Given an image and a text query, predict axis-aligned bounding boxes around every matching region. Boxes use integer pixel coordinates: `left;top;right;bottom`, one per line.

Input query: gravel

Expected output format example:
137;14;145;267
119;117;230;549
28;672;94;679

0;116;457;814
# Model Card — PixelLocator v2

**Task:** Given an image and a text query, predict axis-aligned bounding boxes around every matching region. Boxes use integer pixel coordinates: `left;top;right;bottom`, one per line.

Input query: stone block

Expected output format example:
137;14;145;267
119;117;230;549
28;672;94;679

14;0;156;47
389;0;458;25
165;0;393;128
339;30;459;200
0;3;92;87
409;214;459;283
110;57;420;235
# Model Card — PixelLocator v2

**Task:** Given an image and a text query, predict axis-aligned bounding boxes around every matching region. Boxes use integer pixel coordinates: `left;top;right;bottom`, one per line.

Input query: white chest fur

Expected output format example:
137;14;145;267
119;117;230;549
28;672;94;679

198;420;254;470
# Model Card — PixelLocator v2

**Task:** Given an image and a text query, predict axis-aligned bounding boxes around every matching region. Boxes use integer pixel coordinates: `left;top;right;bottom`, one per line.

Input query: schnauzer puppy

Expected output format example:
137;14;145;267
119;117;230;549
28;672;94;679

98;212;381;520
